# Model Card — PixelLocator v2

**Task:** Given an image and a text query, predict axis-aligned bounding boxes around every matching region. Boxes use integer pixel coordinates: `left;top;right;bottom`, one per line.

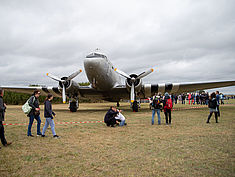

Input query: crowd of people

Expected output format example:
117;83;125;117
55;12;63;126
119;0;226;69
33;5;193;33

150;91;223;125
0;88;225;149
169;92;225;105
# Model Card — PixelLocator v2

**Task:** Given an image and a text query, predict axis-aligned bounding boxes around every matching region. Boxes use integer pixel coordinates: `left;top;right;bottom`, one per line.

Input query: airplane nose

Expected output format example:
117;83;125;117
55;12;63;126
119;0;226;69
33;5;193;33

84;57;104;71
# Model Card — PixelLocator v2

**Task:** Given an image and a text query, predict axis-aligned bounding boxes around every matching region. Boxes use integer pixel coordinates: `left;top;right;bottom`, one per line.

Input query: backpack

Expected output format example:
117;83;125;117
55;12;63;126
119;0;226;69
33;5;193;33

208;99;217;109
152;98;160;109
22;96;35;114
165;98;172;109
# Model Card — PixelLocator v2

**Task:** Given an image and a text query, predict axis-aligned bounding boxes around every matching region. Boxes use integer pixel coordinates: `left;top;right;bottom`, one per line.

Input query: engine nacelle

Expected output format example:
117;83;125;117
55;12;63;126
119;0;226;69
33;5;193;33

59;78;80;96
125;74;142;93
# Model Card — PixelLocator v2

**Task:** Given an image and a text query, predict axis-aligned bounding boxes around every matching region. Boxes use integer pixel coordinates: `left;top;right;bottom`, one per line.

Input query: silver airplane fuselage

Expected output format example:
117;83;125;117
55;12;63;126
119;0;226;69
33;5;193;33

84;52;121;91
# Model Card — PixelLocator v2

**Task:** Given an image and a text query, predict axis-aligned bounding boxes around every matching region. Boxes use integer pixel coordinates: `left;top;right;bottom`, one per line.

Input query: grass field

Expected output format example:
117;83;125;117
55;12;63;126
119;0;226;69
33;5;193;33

0;100;235;177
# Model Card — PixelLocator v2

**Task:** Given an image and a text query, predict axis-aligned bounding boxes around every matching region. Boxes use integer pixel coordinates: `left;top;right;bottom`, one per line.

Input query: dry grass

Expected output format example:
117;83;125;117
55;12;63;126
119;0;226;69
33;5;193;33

0;100;235;177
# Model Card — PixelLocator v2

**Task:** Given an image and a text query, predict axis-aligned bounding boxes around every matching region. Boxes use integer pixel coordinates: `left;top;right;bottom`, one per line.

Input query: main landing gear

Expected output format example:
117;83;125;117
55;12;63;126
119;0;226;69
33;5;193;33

69;98;79;112
132;101;139;112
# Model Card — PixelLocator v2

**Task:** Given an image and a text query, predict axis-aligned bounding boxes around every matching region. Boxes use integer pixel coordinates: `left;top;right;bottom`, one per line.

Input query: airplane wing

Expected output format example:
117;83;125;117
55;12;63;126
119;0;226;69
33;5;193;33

1;80;235;101
78;80;235;100
149;80;235;95
177;80;235;93
0;86;62;97
0;85;129;102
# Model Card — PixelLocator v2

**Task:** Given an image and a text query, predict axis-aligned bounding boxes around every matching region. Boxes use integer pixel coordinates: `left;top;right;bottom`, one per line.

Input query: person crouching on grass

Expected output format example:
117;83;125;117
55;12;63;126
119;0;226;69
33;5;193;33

42;94;59;138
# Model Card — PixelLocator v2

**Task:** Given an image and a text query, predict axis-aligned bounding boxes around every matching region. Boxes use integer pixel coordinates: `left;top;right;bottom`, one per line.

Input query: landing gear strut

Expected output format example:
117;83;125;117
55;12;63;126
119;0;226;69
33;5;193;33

69;97;79;112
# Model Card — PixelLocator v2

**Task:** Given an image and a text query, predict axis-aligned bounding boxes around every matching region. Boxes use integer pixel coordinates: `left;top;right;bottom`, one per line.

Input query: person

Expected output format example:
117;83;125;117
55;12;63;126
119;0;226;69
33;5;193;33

104;106;119;127
42;94;59;138
114;108;126;126
188;93;191;104
182;94;186;104
174;94;178;104
27;90;42;137
0;89;12;148
163;92;173;125
220;93;225;105
205;92;209;105
216;91;220;117
171;94;175;106
207;92;218;123
192;93;195;105
151;93;162;125
196;94;200;105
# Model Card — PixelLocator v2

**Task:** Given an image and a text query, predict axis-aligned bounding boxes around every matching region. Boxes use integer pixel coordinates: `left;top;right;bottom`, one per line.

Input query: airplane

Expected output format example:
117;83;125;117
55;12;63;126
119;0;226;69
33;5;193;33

1;49;235;112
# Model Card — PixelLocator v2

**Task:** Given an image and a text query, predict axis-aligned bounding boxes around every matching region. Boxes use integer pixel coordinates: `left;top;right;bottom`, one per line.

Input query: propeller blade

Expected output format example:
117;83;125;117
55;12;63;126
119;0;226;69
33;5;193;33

67;69;82;80
136;68;154;79
130;83;135;103
114;68;130;79
62;84;66;103
46;73;62;82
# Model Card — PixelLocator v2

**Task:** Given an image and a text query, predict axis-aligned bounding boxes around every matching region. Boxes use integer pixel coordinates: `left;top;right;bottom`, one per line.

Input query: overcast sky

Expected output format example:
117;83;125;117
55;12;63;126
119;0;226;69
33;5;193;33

0;0;235;93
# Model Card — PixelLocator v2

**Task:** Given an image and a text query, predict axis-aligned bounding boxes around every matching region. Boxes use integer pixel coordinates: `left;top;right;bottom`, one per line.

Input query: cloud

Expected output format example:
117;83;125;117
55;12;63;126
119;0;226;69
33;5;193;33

0;0;235;93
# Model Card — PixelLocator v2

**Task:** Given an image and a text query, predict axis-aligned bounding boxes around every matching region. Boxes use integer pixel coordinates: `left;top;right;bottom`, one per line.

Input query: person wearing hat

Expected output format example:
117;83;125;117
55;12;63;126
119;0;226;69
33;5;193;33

151;93;162;125
27;90;42;137
163;92;173;125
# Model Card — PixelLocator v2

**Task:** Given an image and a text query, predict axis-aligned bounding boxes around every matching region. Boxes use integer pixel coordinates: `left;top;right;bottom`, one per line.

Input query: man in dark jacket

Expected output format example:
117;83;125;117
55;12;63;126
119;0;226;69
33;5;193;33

0;89;12;148
27;90;42;137
104;106;119;127
42;93;59;138
182;94;186;104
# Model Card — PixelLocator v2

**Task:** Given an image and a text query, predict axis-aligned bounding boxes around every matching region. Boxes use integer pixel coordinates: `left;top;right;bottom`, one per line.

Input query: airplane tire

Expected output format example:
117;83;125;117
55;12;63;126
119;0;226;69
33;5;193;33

132;101;139;112
69;102;78;112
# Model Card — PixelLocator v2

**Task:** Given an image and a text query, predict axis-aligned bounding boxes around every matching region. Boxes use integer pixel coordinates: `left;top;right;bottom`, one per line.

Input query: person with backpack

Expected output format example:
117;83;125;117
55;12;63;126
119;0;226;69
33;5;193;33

151;93;162;125
207;92;218;123
0;89;12;148
163;92;173;125
104;106;119;127
27;90;42;137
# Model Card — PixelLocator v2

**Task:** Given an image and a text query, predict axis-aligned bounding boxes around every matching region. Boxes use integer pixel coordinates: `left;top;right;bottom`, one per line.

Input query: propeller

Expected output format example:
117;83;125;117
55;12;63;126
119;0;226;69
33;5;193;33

46;70;82;103
114;68;154;102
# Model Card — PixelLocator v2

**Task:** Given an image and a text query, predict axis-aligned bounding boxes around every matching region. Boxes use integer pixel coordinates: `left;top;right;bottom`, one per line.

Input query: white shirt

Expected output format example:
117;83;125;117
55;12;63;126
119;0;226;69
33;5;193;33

115;110;125;121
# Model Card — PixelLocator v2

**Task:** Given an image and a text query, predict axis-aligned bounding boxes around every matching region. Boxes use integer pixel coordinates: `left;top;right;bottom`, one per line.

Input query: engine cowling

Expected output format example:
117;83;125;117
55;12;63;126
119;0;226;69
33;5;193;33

125;74;142;93
46;70;82;103
58;78;80;96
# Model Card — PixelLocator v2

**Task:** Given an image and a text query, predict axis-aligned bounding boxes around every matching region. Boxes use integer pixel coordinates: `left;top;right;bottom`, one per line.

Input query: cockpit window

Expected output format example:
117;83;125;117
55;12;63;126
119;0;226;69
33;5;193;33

86;53;107;59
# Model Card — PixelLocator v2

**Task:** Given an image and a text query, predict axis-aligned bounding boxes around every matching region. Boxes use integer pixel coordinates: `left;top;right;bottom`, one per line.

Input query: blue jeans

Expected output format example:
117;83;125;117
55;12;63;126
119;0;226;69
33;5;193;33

27;115;41;136
152;109;161;125
42;118;56;136
119;119;126;126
